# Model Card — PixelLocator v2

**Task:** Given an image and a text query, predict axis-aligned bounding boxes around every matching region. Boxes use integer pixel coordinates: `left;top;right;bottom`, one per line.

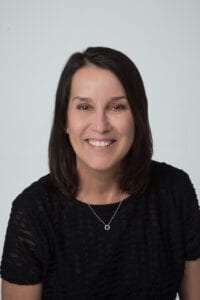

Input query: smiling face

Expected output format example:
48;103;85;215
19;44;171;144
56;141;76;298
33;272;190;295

66;65;135;177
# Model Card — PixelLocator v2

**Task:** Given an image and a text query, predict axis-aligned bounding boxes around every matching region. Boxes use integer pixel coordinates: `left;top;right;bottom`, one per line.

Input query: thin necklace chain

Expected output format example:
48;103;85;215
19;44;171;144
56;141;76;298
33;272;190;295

86;194;125;231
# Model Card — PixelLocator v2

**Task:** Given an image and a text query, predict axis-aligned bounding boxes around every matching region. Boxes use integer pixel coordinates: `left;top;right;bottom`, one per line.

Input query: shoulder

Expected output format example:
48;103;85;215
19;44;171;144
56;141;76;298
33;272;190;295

12;174;56;212
149;160;198;207
150;160;186;176
9;174;65;234
148;160;197;201
149;160;190;187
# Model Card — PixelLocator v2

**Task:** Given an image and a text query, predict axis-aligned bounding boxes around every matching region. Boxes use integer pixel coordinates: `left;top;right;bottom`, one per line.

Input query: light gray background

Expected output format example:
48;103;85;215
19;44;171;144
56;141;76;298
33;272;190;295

0;1;199;298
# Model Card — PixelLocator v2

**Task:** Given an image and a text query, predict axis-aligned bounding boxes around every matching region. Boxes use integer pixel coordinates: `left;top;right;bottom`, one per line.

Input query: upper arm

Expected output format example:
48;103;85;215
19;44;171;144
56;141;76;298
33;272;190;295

1;192;46;285
179;259;200;300
174;171;200;299
2;279;42;300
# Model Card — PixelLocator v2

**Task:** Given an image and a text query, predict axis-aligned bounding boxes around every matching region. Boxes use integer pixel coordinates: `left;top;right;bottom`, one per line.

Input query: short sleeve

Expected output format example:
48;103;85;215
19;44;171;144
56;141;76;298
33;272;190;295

178;172;200;260
0;193;44;284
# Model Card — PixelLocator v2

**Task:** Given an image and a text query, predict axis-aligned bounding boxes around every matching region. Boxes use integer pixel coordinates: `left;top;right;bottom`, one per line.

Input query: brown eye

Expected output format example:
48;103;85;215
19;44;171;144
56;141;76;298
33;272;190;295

110;104;127;111
77;104;92;111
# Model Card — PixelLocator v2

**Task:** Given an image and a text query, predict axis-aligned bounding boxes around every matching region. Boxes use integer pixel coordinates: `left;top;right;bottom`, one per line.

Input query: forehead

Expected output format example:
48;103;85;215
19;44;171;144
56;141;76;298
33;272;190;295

70;65;126;97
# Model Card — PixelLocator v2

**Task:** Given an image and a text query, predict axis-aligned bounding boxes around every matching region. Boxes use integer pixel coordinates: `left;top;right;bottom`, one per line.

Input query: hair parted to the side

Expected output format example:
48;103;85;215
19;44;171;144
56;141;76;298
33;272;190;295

48;46;153;197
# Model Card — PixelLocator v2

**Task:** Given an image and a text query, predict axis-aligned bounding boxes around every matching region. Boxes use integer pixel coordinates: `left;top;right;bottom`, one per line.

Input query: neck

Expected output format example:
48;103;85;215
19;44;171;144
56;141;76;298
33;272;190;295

77;168;125;205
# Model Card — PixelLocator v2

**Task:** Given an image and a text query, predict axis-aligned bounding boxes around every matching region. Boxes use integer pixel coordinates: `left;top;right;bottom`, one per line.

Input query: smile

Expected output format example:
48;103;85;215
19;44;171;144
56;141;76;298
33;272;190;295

87;139;115;147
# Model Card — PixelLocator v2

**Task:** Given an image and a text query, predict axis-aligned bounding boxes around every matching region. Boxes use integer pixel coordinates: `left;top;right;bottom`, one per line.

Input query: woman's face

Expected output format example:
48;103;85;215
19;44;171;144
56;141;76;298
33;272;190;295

66;65;135;176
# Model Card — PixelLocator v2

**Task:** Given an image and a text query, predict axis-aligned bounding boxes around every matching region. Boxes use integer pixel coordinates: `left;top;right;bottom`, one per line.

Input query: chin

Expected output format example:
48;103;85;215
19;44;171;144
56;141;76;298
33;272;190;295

87;162;120;174
77;157;122;175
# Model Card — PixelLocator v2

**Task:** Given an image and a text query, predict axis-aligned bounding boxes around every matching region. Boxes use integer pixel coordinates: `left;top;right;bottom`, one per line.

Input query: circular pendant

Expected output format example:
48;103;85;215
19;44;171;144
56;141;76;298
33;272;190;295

104;224;110;230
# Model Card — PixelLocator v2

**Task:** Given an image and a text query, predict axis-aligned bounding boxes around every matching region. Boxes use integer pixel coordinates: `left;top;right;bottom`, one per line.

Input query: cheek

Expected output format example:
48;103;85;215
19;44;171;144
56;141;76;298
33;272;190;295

67;114;88;137
122;115;135;138
125;121;135;149
127;126;135;146
67;110;78;132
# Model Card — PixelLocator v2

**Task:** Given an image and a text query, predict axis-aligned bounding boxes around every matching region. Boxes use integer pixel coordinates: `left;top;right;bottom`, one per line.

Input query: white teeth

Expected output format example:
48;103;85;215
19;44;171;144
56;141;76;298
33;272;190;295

88;140;113;147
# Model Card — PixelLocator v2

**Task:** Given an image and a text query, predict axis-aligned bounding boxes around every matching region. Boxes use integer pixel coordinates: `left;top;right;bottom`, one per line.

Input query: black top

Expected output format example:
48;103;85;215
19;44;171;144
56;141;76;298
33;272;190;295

1;161;200;300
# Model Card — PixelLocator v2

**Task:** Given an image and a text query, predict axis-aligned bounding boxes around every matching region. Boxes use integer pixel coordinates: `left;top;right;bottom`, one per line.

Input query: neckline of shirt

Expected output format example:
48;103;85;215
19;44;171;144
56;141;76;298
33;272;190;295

70;192;140;208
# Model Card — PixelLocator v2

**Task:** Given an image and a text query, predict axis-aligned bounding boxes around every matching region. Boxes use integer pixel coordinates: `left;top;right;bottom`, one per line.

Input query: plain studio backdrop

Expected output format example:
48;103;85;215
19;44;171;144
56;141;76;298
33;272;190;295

0;1;199;299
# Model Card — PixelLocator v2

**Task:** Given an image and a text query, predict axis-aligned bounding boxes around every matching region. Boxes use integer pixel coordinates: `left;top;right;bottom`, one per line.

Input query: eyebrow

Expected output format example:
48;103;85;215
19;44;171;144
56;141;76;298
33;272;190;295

71;96;127;102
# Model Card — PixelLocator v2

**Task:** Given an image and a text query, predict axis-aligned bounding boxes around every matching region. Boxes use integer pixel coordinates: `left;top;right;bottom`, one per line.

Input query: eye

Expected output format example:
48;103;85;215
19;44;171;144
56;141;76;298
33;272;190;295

76;104;92;111
109;104;127;111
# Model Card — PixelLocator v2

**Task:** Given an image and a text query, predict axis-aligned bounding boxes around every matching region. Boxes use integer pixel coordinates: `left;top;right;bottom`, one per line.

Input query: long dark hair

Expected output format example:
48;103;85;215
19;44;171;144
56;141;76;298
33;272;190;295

48;47;153;197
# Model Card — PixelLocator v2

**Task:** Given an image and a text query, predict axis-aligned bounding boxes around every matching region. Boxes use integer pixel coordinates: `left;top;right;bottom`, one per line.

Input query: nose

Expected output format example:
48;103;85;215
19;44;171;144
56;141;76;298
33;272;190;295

91;110;111;134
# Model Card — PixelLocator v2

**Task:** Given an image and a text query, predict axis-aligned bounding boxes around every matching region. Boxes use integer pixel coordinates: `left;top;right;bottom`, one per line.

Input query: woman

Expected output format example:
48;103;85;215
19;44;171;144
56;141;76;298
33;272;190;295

1;47;200;299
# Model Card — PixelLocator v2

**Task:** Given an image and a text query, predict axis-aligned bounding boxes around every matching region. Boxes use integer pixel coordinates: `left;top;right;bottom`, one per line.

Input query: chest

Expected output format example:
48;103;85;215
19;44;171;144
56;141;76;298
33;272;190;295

43;198;185;298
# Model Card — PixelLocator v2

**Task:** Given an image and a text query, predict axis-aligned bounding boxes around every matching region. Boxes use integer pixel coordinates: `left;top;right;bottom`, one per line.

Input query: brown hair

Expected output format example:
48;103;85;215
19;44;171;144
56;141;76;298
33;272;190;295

48;47;153;197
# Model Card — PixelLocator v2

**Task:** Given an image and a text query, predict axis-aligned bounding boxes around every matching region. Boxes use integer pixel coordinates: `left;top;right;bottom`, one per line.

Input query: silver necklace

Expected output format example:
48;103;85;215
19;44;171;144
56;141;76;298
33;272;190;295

86;195;125;231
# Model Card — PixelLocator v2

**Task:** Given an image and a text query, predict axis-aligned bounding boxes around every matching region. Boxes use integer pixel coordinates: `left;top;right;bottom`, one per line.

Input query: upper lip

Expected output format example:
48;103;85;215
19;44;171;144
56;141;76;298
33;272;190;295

85;138;116;141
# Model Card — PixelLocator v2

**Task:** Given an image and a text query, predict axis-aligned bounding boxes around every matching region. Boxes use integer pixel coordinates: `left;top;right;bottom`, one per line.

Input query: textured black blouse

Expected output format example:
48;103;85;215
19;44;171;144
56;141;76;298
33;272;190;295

1;161;200;299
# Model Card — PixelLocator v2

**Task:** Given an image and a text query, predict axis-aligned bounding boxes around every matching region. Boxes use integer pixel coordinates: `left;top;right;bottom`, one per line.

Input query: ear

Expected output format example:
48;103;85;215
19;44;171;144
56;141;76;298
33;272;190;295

65;127;69;134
